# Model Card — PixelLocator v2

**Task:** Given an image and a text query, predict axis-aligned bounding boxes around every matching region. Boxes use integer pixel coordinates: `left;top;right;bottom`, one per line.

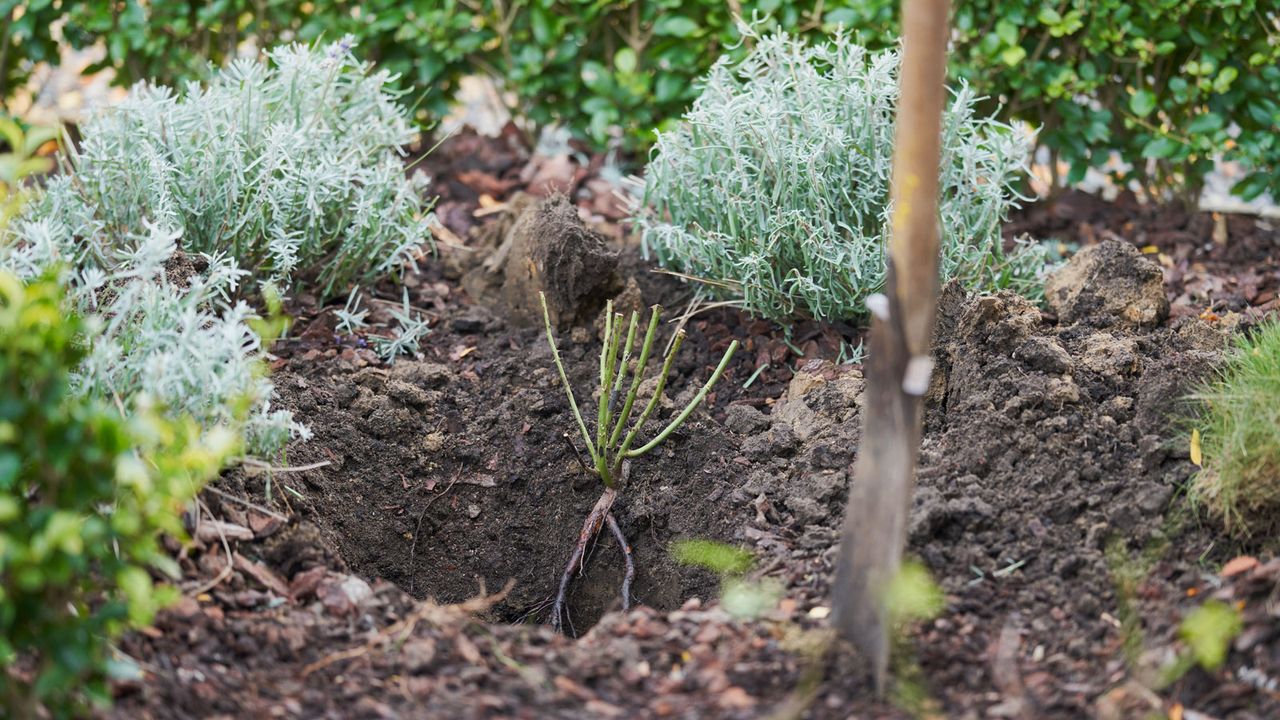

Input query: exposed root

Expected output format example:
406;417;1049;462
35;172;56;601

604;511;634;610
551;487;641;633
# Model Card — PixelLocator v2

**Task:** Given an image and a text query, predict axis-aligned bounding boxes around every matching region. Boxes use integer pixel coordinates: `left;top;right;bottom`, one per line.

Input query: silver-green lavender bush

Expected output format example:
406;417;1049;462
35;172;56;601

4;218;306;454
0;39;435;454
34;38;433;299
634;31;1050;323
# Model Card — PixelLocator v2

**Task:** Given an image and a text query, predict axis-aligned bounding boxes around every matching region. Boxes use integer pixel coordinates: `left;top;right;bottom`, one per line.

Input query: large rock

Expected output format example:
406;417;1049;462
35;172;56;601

1045;240;1169;328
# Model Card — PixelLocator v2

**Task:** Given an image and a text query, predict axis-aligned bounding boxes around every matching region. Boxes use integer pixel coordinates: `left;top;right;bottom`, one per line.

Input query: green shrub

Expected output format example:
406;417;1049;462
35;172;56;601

419;1;876;148
0;0;63;101
12;2;1277;196
5;1;856;148
0;272;233;716
943;0;1280;203
3;0;472;122
635;30;1048;322
1190;321;1280;538
0;115;57;229
18;38;432;299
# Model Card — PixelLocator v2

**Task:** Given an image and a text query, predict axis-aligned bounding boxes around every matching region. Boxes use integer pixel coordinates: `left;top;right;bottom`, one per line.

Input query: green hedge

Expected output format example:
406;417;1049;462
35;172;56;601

0;272;232;715
6;1;1279;199
944;0;1280;202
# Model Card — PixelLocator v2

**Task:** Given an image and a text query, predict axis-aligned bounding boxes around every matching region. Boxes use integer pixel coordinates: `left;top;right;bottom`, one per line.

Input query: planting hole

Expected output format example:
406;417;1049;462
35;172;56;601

263;348;744;631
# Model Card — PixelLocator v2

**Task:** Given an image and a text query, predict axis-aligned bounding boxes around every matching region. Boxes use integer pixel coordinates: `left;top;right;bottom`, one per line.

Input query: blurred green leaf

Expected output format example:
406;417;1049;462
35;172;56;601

1129;89;1157;117
671;539;754;576
614;47;638;74
1179;601;1242;670
885;560;945;624
655;16;700;38
1142;136;1182;159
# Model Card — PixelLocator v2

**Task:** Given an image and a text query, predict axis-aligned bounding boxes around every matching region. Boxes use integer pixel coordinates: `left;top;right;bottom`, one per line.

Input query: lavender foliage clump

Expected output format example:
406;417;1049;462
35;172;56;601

30;37;433;299
0;38;435;455
634;30;1050;323
3;219;307;454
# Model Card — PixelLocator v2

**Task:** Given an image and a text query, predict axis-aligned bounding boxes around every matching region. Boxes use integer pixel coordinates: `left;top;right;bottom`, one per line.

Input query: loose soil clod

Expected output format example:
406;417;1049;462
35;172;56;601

478;194;622;329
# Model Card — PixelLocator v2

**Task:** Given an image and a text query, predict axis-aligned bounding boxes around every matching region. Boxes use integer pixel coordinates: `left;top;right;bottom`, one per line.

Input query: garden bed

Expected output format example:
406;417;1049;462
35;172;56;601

103;131;1280;720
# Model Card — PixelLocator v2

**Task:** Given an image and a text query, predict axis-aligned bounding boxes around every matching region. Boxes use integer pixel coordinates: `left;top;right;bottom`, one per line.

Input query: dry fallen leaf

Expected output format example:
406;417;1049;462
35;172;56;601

1221;555;1259;578
1190;428;1203;467
233;553;292;598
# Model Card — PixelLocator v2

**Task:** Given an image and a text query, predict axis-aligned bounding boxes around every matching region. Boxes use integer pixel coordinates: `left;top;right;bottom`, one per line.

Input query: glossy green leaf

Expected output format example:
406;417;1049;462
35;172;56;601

655;16;700;38
1186;113;1223;135
614;47;638;74
1129;89;1157;117
1001;45;1027;66
1142;136;1182;159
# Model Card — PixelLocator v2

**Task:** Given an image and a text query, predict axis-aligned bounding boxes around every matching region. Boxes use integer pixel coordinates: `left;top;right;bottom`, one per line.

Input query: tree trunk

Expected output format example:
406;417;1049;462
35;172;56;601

830;0;951;694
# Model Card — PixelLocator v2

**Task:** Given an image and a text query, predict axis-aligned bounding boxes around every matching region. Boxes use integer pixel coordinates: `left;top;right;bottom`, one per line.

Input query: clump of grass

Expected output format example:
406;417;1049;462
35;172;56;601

634;28;1050;323
1190;321;1280;538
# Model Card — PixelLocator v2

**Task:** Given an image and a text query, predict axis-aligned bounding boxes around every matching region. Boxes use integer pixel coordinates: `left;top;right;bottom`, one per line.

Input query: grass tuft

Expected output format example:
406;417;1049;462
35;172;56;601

1190;321;1280;539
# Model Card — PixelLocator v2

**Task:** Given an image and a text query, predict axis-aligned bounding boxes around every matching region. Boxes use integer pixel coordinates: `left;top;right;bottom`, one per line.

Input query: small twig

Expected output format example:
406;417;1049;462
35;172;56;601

240;458;333;475
647;267;741;291
992;558;1026;578
368;295;443;318
202;484;289;522
187;501;237;596
188;563;234;598
561;433;592;475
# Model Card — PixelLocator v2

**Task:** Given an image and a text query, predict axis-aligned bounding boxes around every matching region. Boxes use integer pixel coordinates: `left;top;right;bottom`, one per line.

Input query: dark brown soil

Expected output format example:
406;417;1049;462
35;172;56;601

1008;189;1280;321
258;318;745;631
97;133;1280;720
